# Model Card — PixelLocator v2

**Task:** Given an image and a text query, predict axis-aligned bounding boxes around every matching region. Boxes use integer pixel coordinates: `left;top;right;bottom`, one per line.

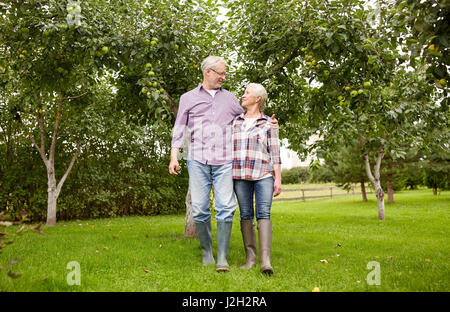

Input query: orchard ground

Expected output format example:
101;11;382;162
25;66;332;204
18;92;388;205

0;187;448;292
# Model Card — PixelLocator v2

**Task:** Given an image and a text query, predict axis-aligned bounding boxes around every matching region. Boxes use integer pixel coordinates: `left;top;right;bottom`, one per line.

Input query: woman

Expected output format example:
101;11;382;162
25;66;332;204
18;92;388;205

232;83;282;275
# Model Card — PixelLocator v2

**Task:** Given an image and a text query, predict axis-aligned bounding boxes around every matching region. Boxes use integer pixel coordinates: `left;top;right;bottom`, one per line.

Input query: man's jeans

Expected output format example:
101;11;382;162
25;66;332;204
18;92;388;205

233;177;274;220
187;159;237;223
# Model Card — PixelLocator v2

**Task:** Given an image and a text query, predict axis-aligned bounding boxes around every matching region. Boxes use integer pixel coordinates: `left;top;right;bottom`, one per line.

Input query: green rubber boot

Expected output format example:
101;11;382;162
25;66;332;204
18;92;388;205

195;220;215;265
216;221;233;272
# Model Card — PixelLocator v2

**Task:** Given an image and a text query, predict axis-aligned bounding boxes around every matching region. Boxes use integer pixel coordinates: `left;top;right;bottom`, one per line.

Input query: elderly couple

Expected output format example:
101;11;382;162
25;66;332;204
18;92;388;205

169;56;281;274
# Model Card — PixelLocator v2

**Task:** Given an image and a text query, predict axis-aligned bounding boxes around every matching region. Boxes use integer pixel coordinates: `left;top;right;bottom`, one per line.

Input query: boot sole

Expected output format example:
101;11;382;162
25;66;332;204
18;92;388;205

216;267;230;272
261;267;274;275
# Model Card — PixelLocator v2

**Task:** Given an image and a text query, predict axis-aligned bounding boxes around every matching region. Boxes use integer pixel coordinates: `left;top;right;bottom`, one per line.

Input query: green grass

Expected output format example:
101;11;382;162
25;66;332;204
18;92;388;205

0;188;449;292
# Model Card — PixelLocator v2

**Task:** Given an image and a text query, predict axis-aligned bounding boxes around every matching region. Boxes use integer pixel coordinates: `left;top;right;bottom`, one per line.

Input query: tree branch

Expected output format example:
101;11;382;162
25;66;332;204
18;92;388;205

56;143;81;198
161;89;177;117
63;91;88;101
24;126;48;165
264;49;302;80
49;97;63;164
374;147;384;180
364;153;375;184
38;111;45;154
15;109;46;163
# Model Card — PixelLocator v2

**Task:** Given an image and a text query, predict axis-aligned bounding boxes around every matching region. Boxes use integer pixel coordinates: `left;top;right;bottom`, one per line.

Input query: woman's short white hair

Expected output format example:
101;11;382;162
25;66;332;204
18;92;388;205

247;83;268;112
201;56;226;73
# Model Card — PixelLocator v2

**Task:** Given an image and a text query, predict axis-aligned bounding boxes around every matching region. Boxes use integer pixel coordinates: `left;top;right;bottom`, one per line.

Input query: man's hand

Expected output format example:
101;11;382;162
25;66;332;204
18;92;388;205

169;159;180;175
168;148;180;175
270;114;279;128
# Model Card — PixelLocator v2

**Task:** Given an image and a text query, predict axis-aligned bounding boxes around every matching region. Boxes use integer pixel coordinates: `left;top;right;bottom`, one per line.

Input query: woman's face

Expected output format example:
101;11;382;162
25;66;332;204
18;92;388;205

241;86;259;108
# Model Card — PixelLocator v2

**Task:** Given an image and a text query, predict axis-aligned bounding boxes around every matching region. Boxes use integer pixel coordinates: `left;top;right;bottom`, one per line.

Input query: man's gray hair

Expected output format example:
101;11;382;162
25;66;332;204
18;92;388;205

247;83;268;112
201;56;226;73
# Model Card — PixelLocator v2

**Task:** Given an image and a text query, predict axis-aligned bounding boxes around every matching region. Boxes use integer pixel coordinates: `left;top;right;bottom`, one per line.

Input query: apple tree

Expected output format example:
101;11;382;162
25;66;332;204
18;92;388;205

224;0;447;220
0;0;224;227
395;0;449;90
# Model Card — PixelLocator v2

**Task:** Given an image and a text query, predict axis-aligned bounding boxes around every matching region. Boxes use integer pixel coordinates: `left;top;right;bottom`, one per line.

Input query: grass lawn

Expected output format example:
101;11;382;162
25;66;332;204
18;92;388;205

0;188;449;292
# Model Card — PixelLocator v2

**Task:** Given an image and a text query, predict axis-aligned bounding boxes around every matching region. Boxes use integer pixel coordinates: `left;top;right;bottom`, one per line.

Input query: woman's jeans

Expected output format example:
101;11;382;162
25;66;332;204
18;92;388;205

187;159;237;223
233;177;274;220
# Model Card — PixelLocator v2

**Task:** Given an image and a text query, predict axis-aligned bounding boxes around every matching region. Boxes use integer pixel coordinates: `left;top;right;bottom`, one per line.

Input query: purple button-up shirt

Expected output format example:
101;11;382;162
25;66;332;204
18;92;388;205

171;83;244;165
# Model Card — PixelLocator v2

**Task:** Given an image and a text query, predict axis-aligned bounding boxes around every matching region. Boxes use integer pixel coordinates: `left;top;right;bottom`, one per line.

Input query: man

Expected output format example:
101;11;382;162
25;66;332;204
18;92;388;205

169;56;276;272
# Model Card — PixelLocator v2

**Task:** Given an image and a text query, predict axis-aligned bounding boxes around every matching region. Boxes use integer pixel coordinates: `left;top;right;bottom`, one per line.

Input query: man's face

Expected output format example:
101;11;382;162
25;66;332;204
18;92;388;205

206;62;226;89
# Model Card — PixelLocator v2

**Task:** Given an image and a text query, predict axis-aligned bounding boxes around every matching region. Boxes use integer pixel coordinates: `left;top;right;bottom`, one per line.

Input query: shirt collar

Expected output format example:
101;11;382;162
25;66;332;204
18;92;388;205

237;112;268;121
198;83;222;92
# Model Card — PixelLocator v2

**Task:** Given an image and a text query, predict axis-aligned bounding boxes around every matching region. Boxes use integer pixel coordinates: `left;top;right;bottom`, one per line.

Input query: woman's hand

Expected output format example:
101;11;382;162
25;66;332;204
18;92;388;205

274;178;282;197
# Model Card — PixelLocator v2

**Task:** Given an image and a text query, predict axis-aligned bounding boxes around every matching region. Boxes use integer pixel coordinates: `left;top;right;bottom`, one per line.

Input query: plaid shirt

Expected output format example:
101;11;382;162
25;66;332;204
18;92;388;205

232;113;282;180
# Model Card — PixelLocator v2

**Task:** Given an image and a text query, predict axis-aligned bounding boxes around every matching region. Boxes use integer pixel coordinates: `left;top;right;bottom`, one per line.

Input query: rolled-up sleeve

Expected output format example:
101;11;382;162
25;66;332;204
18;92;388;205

171;94;189;148
267;126;281;165
232;96;244;116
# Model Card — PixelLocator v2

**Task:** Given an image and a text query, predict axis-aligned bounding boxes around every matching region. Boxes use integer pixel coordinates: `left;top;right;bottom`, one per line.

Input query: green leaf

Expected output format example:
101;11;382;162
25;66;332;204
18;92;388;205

152;91;160;101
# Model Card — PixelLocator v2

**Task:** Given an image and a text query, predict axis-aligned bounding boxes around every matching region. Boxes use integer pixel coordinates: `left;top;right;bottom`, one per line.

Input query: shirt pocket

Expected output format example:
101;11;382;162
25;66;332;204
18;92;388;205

253;128;267;143
250;130;267;155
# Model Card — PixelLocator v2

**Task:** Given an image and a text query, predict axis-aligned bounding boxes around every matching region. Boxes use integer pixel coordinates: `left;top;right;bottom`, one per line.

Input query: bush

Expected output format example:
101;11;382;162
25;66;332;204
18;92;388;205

281;166;309;184
424;169;450;193
0;123;189;222
309;165;334;183
423;152;450;194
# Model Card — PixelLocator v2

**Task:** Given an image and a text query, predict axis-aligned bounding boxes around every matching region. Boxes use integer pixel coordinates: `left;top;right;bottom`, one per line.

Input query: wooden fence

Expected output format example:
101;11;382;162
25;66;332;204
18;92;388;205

273;185;373;202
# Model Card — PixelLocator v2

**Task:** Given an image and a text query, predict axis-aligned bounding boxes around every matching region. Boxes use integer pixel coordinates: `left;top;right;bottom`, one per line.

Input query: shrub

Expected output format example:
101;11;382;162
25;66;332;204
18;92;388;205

281;166;309;184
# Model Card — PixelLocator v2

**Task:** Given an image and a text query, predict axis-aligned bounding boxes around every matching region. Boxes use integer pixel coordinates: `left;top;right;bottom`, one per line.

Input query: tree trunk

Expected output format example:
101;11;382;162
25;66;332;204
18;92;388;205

363;148;385;221
387;163;394;203
184;187;197;238
45;148;79;227
360;180;367;202
374;180;385;221
24;94;81;226
47;181;58;226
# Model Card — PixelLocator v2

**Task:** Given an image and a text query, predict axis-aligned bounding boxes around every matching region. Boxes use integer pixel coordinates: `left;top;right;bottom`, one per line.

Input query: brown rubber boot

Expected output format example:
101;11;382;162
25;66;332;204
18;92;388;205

240;220;257;270
257;219;274;275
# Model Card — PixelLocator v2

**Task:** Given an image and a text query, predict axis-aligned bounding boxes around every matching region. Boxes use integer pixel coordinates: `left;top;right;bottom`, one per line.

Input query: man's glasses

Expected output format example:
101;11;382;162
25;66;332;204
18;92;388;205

209;68;226;77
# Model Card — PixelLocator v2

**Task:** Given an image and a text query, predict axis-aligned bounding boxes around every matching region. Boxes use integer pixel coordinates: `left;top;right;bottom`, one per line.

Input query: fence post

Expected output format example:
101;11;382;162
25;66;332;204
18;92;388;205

330;187;333;198
302;190;305;201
